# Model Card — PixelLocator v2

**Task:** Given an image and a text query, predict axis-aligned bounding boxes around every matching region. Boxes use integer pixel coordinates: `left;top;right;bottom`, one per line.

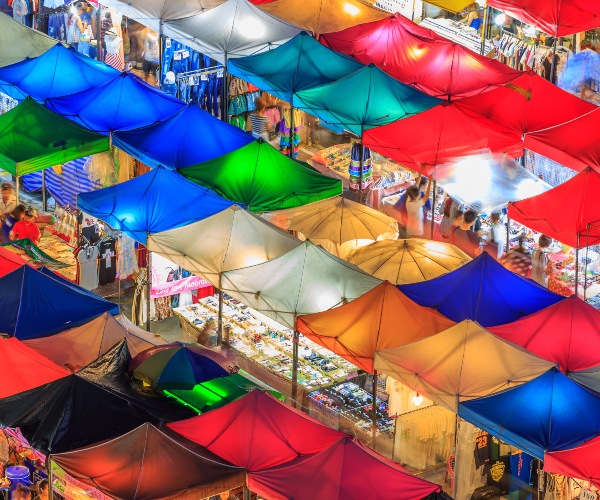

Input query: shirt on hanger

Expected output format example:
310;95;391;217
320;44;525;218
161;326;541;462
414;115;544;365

98;239;116;286
77;245;99;290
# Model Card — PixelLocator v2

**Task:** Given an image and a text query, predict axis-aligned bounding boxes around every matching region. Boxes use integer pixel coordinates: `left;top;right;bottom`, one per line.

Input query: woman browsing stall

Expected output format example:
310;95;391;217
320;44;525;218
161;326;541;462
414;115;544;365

10;207;40;245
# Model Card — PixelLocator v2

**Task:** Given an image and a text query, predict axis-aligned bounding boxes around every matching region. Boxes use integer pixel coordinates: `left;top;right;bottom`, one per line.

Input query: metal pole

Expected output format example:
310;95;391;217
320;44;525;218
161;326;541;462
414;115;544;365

291;317;299;407
549;41;558;84
217;287;224;346
575;247;579;297
47;457;54;500
371;369;378;447
453;415;460;499
288;105;295;158
221;54;229;122
96;6;102;61
243;486;251;500
158;21;164;89
15;175;19;205
358;125;365;204
430;180;436;240
146;238;151;332
42;169;47;212
480;6;491;55
506;217;510;251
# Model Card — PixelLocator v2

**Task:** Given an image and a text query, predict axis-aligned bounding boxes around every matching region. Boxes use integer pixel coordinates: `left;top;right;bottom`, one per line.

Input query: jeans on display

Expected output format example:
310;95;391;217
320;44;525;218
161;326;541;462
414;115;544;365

214;75;222;118
162;39;174;79
196;79;208;107
202;54;212;69
190;51;200;72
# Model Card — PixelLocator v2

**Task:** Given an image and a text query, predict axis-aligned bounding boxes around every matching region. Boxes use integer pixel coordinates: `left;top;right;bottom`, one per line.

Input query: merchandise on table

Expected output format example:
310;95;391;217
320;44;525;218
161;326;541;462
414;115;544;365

174;294;358;392
419;17;494;54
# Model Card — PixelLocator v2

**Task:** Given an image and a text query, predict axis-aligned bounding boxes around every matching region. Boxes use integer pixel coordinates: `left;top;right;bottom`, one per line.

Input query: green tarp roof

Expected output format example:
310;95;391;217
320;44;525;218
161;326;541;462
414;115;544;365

294;63;440;136
227;32;363;104
179;139;342;212
0;97;109;175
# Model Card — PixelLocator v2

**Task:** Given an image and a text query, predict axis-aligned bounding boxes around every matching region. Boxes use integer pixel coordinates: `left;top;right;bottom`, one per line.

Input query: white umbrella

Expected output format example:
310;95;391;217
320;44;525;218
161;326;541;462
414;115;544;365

348;238;470;284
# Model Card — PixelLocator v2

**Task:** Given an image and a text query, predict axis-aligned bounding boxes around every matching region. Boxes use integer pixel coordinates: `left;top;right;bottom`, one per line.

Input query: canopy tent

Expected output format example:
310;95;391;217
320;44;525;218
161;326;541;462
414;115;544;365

168;389;344;471
179;139;342;212
130;342;228;390
112;104;253;169
97;0;225;32
459;368;600;459
0;338;69;398
524;109;600;173
0;97;109;176
261;197;398;258
163;0;303;64
164;373;281;413
37;266;119;304
221;241;382;328
77;167;235;243
545;437;600;488
294;64;440;136
434;154;551;213
22;312;162;371
0;12;58;68
227;32;363;103
0;266;119;340
487;0;600;37
489;297;600;373
148;205;300;287
296;281;455;373
455;73;597;139
258;0;388;35
0;246;33;277
51;423;245;500
320;14;521;100
508;167;600;249
375;320;555;412
0;44;118;101
347;239;471;285
399;252;564;327
249;437;441;500
0;341;196;454
363;103;523;174
423;0;473;11
46;73;184;133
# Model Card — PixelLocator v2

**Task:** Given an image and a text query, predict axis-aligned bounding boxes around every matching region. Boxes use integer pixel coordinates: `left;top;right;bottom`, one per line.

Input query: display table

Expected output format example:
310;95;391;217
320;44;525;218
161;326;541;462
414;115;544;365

174;295;359;400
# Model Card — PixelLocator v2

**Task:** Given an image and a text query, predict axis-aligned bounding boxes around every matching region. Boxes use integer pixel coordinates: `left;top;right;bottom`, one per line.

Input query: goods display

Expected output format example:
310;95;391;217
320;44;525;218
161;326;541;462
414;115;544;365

174;294;358;392
419;17;494;54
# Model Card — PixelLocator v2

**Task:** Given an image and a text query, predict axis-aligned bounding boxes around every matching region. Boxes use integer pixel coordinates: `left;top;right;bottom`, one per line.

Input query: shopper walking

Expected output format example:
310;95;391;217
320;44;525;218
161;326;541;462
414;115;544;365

405;175;432;238
452;210;480;258
250;99;271;141
531;234;553;288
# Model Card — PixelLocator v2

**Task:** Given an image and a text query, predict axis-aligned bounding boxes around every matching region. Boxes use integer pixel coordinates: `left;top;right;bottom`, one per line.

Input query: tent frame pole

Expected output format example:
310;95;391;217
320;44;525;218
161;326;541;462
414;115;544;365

430;180;436;239
585;227;590;301
575;246;579;297
291;315;299;408
15;174;19;205
480;6;491;56
96;6;102;61
371;369;378;448
217;287;224;346
549;41;558;84
221;53;229;122
243;486;251;500
42;169;47;212
453;414;460;499
158;20;164;89
146;234;152;332
506;217;510;252
288;105;295;159
359;125;365;204
47;457;54;500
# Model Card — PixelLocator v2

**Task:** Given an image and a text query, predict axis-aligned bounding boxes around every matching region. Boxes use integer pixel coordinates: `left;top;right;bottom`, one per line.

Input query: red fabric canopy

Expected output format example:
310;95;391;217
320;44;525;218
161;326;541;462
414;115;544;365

168;389;345;471
249;437;441;500
488;0;600;37
524;108;600;172
489;297;600;372
51;423;245;500
321;13;521;100
545;436;600;487
508;166;600;248
0;247;32;277
456;72;596;138
0;338;69;398
363;102;522;173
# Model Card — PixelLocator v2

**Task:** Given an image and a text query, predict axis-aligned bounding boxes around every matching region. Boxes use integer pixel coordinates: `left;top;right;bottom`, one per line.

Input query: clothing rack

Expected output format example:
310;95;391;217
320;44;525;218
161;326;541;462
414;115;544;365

175;66;222;82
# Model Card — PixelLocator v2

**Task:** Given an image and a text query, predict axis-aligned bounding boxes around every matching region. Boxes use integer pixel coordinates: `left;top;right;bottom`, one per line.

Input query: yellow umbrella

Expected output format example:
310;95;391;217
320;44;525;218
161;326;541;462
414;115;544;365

348;238;471;284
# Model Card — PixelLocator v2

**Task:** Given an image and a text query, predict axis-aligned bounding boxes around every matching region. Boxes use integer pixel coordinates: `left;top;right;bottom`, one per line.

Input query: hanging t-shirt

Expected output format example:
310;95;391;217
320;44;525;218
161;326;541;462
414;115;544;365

77;245;99;291
509;452;533;498
485;456;510;494
474;431;500;468
98;239;116;286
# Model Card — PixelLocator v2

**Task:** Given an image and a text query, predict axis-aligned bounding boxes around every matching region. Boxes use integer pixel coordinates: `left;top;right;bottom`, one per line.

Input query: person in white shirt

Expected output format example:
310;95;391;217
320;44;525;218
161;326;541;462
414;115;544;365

405;174;432;238
0;183;16;219
488;212;506;259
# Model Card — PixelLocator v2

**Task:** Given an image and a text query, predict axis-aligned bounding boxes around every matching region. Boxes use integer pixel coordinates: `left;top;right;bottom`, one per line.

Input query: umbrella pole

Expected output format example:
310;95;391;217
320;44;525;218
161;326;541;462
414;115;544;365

291;315;299;408
359;125;365;204
15;174;19;205
480;5;491;56
243;486;251;500
549;42;558;84
288;105;295;158
217;287;223;346
47;457;54;500
371;369;378;448
575;247;579;297
221;54;229;122
146;234;151;332
506;217;510;252
158;20;164;89
430;180;437;240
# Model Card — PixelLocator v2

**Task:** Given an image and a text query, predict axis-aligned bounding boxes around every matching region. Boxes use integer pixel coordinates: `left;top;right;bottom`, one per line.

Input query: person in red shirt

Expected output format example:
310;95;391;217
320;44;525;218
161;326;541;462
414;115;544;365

10;207;40;244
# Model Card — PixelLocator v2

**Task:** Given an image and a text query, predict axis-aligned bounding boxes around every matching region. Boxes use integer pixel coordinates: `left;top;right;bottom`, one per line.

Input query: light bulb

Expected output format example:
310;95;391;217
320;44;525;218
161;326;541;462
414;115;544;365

412;393;423;406
494;14;506;26
343;3;360;16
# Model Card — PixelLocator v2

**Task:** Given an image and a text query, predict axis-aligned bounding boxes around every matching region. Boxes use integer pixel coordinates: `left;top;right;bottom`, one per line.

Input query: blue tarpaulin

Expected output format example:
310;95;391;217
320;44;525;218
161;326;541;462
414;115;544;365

46;73;184;133
112;104;253;169
227;32;363;104
398;252;564;326
0;266;119;340
459;368;600;459
0;44;118;101
77;167;236;243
